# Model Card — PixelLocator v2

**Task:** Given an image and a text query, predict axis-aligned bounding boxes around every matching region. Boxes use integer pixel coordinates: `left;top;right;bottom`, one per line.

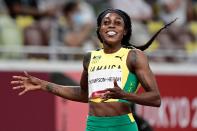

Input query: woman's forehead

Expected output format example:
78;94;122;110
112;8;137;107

103;12;123;20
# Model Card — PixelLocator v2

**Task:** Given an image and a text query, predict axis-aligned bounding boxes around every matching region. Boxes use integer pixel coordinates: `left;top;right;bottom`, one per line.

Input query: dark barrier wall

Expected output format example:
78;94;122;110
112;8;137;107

0;72;55;131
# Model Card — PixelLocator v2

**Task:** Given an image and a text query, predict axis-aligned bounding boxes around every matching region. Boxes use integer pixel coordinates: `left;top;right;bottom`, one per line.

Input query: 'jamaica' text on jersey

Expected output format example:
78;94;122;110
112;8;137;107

89;64;121;72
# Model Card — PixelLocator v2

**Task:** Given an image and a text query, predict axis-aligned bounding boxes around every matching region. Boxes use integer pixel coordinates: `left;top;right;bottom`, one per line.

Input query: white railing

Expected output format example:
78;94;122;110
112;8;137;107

0;45;196;61
0;45;86;60
0;46;197;74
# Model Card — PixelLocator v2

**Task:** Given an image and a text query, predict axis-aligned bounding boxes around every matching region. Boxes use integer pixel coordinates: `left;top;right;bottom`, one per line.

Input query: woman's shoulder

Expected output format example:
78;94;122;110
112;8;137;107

127;48;149;68
129;48;146;57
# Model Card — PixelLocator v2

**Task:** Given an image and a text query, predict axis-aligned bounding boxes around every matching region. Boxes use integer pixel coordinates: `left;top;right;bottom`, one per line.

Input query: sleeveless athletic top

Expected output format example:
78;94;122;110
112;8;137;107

88;47;139;103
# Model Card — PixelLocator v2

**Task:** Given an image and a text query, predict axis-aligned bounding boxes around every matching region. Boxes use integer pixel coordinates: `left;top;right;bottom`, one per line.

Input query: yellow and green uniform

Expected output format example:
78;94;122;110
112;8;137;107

88;47;139;103
86;113;138;131
86;48;139;131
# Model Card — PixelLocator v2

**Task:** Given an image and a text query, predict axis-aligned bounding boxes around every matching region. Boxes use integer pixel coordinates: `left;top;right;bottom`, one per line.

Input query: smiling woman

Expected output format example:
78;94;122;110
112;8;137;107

98;12;126;47
10;9;172;131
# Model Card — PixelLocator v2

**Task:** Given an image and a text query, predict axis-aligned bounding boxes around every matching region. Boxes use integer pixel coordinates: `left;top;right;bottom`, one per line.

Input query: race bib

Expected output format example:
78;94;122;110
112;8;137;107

88;69;122;98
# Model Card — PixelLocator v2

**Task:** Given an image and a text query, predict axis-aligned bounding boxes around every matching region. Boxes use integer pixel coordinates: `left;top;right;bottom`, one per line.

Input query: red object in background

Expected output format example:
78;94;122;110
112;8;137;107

136;75;197;131
1;71;197;131
0;72;55;131
56;73;197;131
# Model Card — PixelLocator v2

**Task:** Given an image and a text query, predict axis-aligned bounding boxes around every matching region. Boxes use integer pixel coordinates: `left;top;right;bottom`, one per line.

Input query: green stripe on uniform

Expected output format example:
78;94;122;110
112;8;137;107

123;73;139;93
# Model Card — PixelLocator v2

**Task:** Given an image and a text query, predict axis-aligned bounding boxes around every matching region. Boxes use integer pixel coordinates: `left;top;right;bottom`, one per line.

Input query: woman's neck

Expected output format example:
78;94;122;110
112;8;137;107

103;43;122;54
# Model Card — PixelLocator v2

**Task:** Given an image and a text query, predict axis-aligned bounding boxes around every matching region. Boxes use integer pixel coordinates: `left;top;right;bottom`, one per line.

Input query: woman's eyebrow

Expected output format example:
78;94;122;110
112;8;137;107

103;17;122;20
115;18;123;21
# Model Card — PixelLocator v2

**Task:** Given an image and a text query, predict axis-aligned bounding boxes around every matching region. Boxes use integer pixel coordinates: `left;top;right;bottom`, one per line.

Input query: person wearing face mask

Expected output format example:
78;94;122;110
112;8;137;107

50;1;97;60
72;1;95;28
11;8;177;131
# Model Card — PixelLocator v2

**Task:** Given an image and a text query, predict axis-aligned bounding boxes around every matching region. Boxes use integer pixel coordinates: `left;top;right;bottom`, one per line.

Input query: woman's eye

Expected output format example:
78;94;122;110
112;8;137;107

103;20;110;25
115;21;122;25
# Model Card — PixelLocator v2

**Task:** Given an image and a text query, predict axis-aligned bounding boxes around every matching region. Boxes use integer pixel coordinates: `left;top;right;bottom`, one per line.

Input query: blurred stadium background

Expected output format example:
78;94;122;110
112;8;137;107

0;0;197;131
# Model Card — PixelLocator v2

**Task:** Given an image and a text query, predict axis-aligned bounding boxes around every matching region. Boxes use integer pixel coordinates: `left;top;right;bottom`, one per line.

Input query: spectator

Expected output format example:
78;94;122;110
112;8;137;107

157;0;188;26
153;0;194;62
3;0;60;59
50;1;98;60
0;0;23;59
155;26;193;62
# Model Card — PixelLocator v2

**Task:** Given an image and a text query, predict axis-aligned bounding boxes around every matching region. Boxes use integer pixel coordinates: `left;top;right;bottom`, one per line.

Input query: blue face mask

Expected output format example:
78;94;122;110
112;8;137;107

72;12;85;26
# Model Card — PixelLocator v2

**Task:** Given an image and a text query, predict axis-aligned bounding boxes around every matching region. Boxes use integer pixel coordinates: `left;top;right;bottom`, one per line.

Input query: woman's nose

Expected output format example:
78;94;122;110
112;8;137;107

108;22;115;28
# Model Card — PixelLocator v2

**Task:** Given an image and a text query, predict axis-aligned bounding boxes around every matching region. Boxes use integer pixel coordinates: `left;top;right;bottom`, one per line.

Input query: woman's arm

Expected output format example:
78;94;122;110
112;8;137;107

11;53;91;103
42;70;88;103
124;49;161;107
101;49;161;107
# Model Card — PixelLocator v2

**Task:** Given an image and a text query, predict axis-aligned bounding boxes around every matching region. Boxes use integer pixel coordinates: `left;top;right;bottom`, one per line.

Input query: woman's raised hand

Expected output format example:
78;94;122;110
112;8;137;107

11;71;46;95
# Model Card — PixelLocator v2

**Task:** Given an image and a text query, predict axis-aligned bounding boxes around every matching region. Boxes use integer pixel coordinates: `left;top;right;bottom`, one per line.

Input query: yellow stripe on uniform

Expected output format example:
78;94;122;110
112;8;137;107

128;113;135;122
90;98;118;103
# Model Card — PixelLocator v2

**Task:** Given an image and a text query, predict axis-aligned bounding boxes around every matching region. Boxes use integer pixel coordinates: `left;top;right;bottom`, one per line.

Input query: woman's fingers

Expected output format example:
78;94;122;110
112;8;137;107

103;88;117;93
12;75;27;80
12;85;25;90
19;89;28;96
11;72;35;96
24;71;31;78
11;80;24;84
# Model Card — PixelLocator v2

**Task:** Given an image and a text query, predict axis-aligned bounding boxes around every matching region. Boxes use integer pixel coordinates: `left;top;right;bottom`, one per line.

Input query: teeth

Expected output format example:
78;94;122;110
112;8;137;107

107;31;116;36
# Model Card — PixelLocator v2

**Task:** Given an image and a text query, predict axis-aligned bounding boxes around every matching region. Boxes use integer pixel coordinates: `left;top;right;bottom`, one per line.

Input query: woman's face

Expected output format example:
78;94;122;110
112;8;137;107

99;12;126;46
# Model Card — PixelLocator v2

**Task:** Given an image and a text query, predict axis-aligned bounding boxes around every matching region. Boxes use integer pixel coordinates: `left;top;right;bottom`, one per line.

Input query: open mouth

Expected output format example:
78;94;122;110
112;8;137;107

106;31;117;36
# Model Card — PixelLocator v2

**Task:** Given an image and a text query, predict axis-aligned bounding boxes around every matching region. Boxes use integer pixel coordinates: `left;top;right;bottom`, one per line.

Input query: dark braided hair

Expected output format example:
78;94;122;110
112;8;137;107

96;9;177;51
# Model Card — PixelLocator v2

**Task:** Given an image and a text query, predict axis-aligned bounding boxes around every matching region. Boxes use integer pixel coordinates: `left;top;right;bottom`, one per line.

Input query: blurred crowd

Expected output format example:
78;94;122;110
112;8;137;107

0;0;197;63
